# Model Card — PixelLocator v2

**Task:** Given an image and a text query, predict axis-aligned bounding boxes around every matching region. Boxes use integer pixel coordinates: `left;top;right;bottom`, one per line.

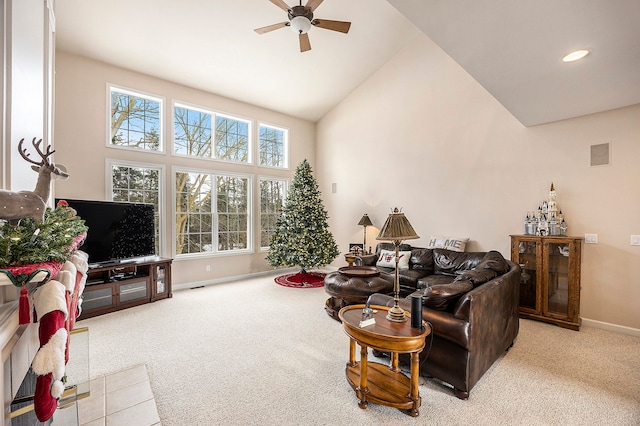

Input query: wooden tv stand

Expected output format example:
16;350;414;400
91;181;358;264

78;257;172;320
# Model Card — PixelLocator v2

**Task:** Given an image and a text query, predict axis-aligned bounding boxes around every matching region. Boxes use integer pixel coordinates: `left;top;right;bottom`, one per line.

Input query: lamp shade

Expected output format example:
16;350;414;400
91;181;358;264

376;208;419;242
357;214;373;227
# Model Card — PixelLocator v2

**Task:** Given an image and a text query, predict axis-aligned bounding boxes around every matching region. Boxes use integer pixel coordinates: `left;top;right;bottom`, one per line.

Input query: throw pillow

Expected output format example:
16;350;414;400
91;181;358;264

376;249;411;270
426;235;469;252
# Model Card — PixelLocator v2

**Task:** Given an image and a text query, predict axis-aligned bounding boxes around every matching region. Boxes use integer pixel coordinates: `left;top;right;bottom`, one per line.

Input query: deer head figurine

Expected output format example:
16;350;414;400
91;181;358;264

0;138;69;225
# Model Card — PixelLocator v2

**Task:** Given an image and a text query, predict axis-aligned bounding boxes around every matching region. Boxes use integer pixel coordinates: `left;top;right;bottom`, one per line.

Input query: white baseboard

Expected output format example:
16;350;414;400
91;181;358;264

581;317;640;337
172;267;299;292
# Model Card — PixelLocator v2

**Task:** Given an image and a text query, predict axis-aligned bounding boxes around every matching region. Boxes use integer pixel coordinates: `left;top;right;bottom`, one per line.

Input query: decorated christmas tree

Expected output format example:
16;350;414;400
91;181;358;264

266;159;339;276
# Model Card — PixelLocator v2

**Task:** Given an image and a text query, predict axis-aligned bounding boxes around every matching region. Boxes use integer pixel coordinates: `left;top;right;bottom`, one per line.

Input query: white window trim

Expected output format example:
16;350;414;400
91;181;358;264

107;84;165;153
106;159;166;258
258;176;288;251
171;100;253;165
171;165;253;259
258;121;289;170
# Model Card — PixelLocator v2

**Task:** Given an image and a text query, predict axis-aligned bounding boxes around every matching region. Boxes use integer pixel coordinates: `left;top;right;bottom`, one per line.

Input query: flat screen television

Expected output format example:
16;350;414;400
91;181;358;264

56;198;156;267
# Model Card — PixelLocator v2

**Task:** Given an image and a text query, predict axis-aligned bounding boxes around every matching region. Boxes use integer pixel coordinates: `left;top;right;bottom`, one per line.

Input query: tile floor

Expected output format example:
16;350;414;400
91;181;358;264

53;364;160;425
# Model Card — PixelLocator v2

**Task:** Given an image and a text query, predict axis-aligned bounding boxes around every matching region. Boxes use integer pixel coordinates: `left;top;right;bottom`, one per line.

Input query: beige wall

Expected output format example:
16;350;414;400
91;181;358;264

53;51;315;287
316;34;640;331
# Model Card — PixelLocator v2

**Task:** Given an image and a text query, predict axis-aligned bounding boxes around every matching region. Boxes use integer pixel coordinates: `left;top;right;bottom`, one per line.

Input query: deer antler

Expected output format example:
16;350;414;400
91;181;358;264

18;137;55;166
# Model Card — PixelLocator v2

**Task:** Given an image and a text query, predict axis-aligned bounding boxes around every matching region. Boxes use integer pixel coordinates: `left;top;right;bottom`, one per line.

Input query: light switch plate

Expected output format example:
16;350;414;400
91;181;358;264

631;235;640;246
585;234;598;244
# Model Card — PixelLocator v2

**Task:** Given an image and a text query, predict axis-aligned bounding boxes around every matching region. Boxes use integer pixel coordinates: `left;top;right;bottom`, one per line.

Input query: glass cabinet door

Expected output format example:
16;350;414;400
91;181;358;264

510;235;582;330
514;239;539;312
544;241;571;318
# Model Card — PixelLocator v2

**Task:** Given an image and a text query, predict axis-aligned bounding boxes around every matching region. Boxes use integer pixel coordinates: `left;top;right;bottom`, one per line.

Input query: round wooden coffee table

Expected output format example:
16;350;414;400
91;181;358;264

338;304;431;417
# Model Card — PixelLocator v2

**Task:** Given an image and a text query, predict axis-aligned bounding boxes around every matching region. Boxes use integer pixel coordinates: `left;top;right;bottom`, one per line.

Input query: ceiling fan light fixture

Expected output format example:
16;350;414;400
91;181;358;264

562;49;591;62
290;16;312;34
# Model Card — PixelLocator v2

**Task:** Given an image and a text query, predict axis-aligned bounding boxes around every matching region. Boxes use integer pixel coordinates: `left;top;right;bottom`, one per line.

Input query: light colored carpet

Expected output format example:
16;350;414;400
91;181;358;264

80;272;640;425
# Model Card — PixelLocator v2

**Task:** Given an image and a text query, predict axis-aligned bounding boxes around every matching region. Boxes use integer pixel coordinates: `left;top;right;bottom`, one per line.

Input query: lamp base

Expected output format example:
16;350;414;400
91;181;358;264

386;304;408;322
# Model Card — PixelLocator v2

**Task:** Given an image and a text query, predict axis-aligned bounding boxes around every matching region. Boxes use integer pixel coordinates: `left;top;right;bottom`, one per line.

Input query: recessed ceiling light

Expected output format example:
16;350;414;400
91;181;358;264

562;49;591;62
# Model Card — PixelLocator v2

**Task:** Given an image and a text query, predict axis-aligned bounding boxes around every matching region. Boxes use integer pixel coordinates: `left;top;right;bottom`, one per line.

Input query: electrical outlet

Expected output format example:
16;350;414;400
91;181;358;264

206;265;211;272
585;234;598;244
631;235;640;246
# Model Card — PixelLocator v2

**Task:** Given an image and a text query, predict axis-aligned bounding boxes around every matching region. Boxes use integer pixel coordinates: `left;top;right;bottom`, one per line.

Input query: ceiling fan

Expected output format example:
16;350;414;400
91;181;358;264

254;0;351;53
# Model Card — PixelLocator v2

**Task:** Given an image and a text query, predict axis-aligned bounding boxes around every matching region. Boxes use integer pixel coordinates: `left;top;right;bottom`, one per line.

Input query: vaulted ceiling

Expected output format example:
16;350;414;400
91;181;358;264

55;0;640;126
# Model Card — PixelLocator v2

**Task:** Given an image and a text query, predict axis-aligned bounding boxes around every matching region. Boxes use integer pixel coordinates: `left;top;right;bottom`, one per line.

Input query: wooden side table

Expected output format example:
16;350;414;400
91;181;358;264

338;304;431;417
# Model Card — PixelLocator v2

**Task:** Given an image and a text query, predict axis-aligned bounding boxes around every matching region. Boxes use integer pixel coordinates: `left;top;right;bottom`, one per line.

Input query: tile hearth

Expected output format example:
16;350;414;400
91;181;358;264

54;364;160;426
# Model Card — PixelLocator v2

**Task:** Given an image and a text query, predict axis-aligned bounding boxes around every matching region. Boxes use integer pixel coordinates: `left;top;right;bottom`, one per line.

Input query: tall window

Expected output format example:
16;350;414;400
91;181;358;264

110;87;162;151
217;176;249;251
259;178;287;249
109;161;164;255
259;123;287;168
174;169;250;256
174;103;250;163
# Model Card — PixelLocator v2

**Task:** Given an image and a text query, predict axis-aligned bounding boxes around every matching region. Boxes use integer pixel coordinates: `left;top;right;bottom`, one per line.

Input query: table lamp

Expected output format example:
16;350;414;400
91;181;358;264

376;208;419;322
357;214;373;254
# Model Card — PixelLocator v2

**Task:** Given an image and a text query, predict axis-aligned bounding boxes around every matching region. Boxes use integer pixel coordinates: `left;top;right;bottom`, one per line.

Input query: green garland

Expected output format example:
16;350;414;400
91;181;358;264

0;201;88;267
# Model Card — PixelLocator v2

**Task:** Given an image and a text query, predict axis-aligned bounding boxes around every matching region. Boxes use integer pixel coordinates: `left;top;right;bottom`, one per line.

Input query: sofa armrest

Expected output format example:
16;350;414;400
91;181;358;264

452;261;520;343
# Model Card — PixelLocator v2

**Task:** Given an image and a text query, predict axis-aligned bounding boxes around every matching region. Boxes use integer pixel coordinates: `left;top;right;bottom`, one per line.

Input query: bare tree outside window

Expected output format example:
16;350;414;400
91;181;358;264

111;88;162;151
259;124;287;168
174;104;249;163
259;178;287;248
174;171;249;255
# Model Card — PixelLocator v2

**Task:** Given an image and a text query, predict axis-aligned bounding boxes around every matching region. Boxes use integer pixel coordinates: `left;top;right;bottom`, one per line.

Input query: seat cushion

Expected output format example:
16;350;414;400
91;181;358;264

433;249;486;276
417;274;456;289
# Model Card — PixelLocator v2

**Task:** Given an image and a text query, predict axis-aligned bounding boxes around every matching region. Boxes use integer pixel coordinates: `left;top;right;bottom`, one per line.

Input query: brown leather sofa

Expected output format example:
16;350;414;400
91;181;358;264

360;243;520;399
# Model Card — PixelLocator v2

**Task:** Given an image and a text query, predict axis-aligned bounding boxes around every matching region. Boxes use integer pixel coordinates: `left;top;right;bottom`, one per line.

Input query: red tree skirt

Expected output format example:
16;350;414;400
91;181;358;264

275;272;326;288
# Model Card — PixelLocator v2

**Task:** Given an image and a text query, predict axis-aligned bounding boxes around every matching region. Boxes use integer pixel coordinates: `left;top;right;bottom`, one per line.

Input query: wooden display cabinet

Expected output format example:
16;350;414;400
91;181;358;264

78;257;172;320
510;235;582;330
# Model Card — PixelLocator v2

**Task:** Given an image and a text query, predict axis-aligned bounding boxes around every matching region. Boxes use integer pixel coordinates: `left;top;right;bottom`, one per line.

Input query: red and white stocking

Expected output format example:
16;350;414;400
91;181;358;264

31;279;68;422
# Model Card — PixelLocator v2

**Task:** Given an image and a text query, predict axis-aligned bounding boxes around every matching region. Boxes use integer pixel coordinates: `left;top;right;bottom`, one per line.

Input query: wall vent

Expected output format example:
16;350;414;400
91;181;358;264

590;143;610;167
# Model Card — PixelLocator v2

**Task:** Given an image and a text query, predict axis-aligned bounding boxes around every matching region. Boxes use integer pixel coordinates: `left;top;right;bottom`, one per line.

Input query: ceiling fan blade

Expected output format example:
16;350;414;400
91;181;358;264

269;0;291;12
305;0;324;12
312;19;351;34
254;22;289;34
299;33;311;52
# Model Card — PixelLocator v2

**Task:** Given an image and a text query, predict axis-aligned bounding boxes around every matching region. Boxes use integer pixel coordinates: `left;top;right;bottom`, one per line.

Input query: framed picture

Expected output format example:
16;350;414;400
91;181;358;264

349;243;364;254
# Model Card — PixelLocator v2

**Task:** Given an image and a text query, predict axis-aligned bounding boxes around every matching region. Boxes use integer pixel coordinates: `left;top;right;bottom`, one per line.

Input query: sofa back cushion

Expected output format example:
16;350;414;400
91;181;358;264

453;250;511;287
476;250;511;275
433;249;486;276
410;248;434;274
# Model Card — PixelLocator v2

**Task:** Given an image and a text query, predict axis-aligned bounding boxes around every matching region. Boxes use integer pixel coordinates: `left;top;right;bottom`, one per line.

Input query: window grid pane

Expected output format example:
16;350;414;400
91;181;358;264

259;179;286;248
175;171;214;255
174;106;212;157
216;175;248;251
259;125;285;167
174;105;249;164
215;116;249;163
111;165;161;255
111;90;161;151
